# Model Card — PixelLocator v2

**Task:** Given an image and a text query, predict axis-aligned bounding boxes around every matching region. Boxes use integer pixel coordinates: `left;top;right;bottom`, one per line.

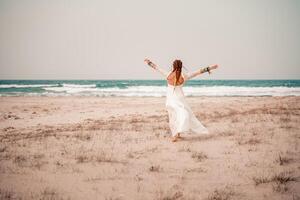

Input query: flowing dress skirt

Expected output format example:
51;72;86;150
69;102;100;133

165;84;209;136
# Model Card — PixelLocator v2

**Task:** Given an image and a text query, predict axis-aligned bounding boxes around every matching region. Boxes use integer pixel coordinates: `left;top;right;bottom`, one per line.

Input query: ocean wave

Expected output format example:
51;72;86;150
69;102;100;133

43;85;166;96
0;84;59;88
61;83;96;88
4;85;299;97
182;86;300;96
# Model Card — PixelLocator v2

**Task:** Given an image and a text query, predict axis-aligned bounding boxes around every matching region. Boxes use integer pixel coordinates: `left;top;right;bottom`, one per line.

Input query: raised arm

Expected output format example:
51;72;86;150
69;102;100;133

185;64;219;80
144;58;169;78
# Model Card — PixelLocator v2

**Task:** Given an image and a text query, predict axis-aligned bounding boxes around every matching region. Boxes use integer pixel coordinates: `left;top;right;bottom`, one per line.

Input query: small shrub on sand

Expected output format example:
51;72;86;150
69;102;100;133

13;155;27;166
253;171;297;186
41;187;57;197
75;154;91;163
272;182;289;193
0;145;7;153
253;175;271;185
126;151;135;159
0;188;18;200
33;153;44;160
74;132;92;141
245;138;261;145
207;186;235;200
39;187;64;200
31;153;47;169
271;171;297;184
191;151;208;162
237;137;261;146
279;115;292;123
275;154;293;165
75;148;116;164
11;153;47;169
149;165;161;172
96;151;113;163
156;189;183;200
271;171;297;193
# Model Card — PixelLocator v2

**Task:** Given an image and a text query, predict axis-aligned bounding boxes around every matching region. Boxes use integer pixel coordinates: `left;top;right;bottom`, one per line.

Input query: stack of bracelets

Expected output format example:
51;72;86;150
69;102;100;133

148;61;156;68
201;66;210;74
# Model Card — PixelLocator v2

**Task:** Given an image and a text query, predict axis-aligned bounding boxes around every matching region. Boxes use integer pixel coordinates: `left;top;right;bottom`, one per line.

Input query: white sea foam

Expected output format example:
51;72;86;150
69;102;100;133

182;86;300;96
1;82;300;96
42;85;300;97
61;84;96;88
0;84;58;88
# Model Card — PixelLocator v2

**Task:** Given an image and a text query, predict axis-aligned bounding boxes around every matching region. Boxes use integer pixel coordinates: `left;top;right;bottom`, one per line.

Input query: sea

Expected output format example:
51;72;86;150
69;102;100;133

0;80;299;97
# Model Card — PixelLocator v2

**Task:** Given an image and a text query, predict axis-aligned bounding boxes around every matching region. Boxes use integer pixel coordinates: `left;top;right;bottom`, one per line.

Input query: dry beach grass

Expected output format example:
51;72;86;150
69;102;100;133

0;96;299;199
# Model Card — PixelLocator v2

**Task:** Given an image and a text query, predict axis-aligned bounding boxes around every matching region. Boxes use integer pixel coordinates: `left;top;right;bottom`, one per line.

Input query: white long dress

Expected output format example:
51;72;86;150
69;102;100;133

153;67;209;136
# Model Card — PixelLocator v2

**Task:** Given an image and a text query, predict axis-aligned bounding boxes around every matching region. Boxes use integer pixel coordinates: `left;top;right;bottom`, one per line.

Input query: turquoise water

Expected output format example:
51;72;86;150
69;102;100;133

0;80;299;96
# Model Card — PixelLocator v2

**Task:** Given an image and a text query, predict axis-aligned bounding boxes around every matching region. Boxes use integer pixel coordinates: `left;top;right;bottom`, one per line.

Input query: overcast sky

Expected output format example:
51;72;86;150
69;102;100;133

0;0;299;80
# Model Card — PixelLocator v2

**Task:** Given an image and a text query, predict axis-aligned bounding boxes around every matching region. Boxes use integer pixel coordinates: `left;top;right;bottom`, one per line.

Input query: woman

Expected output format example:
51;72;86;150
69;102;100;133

144;58;219;142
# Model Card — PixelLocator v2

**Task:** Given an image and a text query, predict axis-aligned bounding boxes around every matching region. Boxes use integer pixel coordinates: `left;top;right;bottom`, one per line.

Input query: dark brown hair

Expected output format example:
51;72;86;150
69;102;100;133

172;59;182;86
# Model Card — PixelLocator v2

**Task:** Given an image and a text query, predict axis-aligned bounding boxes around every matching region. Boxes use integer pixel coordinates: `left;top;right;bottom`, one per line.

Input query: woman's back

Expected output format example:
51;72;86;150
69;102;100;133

167;71;185;86
166;71;186;98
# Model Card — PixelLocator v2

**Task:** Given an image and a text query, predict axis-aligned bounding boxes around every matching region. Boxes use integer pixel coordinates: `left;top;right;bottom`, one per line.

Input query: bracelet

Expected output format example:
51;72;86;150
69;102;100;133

149;62;157;69
206;66;210;73
200;66;210;73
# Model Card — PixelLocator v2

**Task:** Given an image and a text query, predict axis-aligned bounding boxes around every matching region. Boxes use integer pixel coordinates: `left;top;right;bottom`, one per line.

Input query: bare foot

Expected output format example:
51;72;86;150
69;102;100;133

171;133;181;142
171;136;178;142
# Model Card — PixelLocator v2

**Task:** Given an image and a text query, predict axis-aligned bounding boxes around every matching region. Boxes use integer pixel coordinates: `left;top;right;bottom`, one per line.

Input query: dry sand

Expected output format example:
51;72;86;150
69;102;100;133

0;96;299;200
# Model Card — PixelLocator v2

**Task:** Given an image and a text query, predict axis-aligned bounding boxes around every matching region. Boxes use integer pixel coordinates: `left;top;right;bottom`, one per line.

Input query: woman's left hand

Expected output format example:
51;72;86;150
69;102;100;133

144;58;156;69
144;58;151;64
210;64;219;70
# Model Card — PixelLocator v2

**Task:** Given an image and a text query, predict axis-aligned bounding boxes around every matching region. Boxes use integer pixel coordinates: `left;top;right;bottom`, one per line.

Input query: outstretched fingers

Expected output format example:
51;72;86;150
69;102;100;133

210;64;219;70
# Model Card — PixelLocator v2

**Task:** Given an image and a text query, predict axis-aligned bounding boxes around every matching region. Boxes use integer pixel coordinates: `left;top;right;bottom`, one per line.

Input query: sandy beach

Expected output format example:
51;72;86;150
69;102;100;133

0;96;299;200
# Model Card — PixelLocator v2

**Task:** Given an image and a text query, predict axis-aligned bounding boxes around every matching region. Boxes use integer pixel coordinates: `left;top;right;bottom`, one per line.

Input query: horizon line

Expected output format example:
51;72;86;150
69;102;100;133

0;78;299;81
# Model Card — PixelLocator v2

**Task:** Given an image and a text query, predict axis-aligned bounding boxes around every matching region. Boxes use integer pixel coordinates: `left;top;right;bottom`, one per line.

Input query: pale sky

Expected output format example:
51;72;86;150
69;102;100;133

0;0;299;80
